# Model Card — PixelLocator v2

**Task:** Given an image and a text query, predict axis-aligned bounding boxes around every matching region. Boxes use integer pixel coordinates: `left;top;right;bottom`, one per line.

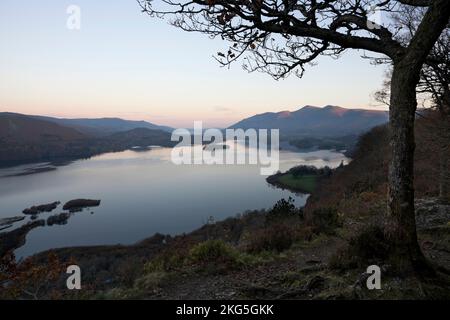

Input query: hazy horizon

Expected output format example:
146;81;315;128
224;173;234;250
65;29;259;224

0;0;389;128
0;104;389;129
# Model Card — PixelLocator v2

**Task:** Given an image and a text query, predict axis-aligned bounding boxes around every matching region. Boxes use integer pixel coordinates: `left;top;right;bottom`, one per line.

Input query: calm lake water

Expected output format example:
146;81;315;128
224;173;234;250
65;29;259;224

0;142;348;258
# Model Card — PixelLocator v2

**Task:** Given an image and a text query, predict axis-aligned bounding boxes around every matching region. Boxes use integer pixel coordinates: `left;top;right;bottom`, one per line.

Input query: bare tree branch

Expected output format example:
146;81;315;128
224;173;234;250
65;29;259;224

396;0;434;7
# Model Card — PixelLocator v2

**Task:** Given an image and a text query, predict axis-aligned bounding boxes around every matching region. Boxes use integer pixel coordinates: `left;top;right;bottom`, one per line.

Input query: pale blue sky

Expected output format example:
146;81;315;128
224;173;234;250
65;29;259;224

0;0;388;127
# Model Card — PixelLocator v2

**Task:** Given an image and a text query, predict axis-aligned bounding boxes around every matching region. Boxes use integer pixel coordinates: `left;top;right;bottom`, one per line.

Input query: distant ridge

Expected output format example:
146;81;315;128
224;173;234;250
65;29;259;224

0;112;86;143
229;105;389;137
30;115;173;136
0;112;175;166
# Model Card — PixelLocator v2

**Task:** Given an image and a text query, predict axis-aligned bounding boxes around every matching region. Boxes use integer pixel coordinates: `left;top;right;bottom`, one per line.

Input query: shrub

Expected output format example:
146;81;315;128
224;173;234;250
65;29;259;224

0;252;75;299
116;258;144;287
311;207;341;235
348;225;390;261
134;272;168;291
266;197;303;225
329;225;390;271
189;240;241;267
144;251;187;273
246;224;295;253
99;271;170;300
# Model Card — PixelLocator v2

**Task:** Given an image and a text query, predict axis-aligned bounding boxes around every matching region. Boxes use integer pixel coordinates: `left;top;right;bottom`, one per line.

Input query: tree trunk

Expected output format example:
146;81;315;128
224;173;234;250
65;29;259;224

439;137;449;203
386;62;428;273
382;0;450;274
383;0;450;273
438;90;450;203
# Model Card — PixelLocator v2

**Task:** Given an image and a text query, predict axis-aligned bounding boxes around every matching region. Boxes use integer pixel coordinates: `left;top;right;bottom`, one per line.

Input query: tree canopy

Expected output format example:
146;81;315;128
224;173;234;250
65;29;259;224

139;0;449;79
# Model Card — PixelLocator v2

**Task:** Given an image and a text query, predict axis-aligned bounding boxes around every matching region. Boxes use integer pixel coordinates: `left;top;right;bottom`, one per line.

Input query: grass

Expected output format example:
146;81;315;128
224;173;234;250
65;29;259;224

277;174;318;193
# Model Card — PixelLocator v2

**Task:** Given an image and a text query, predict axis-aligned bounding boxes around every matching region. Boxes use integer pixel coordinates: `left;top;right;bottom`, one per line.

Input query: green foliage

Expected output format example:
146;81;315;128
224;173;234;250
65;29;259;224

189;240;240;266
100;271;171;299
278;174;318;193
134;271;169;291
144;253;185;273
267;166;332;194
288;165;332;177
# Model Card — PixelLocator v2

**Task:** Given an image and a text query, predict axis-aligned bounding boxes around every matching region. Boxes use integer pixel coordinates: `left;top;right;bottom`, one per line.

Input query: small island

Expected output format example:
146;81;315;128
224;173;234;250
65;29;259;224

22;201;60;215
47;212;72;226
62;199;101;212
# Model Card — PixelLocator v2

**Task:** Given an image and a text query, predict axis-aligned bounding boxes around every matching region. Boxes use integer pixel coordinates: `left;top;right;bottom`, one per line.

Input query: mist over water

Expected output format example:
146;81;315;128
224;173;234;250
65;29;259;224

0;143;348;258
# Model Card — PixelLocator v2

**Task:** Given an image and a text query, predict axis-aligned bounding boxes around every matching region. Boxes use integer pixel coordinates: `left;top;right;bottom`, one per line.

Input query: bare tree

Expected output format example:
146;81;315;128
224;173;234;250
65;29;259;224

139;0;450;273
375;6;449;202
416;13;450;203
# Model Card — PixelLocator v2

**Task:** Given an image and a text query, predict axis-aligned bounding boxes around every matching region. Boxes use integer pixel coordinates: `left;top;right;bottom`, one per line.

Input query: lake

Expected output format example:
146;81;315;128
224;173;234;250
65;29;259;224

0;142;349;258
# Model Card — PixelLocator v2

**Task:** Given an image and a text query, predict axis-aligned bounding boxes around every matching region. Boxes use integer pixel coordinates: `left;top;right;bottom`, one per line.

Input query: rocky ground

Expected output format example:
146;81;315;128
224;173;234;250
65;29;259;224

131;198;450;300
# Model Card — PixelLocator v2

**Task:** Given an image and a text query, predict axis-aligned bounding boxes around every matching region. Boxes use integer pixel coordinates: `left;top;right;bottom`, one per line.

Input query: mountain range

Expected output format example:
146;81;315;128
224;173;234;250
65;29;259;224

0;106;390;166
229;105;389;137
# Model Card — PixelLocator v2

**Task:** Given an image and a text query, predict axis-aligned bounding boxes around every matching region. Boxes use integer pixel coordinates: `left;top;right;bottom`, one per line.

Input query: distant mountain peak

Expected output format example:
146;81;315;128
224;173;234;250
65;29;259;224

229;105;389;137
324;105;347;116
277;111;292;118
301;105;319;109
323;105;341;109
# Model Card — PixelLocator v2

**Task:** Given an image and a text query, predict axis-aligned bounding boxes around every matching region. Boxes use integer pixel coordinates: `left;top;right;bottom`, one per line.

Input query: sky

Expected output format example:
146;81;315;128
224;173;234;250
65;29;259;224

0;0;389;128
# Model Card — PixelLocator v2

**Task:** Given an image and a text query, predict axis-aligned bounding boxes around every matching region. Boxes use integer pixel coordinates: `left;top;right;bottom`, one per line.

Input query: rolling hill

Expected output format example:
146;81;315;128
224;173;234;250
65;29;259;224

0;113;175;166
31;115;173;136
0;112;86;143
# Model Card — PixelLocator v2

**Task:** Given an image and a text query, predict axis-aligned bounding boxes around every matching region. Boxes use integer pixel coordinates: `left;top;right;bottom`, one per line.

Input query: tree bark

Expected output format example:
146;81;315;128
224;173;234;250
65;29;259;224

384;0;450;274
386;62;426;273
438;90;450;203
439;135;449;203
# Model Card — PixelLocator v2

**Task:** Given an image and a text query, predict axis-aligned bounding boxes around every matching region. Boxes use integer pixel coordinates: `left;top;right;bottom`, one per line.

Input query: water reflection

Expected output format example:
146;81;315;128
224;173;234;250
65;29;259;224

0;145;348;258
